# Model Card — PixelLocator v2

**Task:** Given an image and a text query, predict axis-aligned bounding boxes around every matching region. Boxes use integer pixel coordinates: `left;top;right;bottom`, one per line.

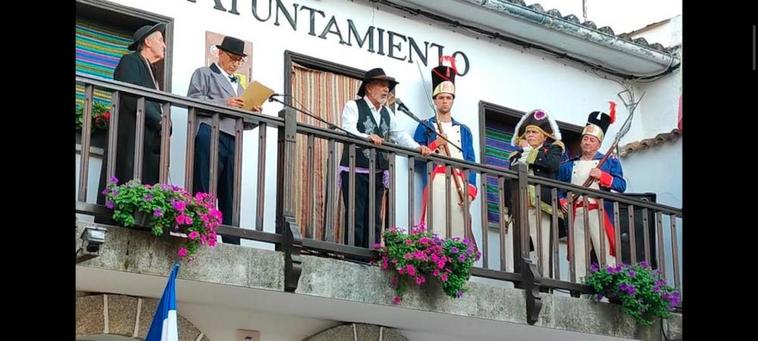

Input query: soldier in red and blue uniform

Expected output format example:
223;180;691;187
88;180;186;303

559;102;627;281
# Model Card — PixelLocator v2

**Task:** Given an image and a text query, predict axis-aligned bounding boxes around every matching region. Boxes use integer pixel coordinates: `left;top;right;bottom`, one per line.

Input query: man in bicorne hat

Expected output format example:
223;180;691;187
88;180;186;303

339;68;432;248
504;109;565;275
413;60;477;242
559;102;627;281
186;35;259;245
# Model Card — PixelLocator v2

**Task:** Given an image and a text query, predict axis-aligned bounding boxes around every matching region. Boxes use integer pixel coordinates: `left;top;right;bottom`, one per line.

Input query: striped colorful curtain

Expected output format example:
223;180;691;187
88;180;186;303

290;62;361;241
483;122;518;225
75;20;131;109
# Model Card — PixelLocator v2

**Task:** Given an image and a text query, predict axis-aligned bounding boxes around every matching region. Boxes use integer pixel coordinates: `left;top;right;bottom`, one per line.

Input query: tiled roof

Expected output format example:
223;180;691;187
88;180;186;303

619;128;681;157
504;0;674;53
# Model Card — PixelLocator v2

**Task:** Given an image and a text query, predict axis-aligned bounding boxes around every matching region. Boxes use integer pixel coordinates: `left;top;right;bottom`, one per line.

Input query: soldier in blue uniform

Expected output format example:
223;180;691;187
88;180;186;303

559;103;627;281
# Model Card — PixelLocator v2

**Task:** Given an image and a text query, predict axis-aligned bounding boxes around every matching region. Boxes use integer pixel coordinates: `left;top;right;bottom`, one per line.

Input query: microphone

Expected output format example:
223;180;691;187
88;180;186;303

268;93;284;102
394;97;463;153
394;98;410;113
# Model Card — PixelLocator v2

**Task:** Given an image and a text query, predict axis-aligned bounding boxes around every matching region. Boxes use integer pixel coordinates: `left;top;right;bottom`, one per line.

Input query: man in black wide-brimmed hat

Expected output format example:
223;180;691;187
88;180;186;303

339;67;432;248
97;23;166;205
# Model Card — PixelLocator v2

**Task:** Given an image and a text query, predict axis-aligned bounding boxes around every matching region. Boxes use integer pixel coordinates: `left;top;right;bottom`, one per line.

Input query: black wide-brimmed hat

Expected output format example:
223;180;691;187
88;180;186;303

357;68;399;97
216;36;247;57
127;23;166;51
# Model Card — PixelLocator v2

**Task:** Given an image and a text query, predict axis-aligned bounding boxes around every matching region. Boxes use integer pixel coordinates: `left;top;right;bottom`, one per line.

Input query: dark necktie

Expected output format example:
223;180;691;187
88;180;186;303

228;75;237;83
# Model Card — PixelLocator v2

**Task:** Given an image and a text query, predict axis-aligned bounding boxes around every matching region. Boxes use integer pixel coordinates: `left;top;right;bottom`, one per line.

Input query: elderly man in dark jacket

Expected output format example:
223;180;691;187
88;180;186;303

504;109;565;276
97;23;166;205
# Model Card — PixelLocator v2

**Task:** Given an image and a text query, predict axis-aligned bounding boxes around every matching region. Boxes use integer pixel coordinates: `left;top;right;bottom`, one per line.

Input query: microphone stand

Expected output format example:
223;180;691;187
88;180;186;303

268;95;363;140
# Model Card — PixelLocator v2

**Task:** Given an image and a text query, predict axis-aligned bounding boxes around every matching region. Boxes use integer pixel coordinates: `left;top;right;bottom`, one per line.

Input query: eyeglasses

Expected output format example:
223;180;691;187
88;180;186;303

224;51;246;64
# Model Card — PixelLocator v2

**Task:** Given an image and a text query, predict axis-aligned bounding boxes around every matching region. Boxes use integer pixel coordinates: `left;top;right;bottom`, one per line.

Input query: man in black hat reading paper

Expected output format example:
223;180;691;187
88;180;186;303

339;68;432;248
97;23;166;204
186;35;260;245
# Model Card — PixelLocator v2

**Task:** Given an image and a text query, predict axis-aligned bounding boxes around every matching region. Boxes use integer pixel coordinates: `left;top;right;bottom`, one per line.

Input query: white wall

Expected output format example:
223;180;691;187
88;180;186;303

620;138;682;286
622;69;681;142
179;301;338;341
88;0;681;269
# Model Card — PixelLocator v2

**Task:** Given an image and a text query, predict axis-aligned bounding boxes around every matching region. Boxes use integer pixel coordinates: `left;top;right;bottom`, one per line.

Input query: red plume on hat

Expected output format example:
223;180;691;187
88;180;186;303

431;55;458;98
608;101;616;124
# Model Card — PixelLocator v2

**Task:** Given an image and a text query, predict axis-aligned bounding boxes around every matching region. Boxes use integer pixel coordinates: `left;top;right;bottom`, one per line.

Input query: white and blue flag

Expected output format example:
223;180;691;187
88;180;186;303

146;262;180;341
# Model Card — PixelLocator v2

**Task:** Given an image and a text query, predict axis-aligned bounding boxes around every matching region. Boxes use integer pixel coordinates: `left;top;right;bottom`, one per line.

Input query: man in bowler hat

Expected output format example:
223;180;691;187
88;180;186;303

187;35;260;245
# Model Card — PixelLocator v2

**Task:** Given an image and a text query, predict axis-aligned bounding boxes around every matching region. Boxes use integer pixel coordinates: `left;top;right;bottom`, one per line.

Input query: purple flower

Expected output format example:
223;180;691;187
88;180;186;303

144;194;153;201
153;208;163;217
450;246;459;254
619;283;637;296
108;176;119;184
628;270;637;278
458;254;467;263
607;264;622;274
639;260;650;268
662;291;682;309
105;200;114;209
172;200;186;211
590;263;600;273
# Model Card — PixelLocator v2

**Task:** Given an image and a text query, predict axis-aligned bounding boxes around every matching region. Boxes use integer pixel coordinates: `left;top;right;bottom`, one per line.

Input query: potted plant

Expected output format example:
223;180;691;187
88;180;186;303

76;101;111;131
75;101;111;149
102;177;222;259
585;261;682;326
376;225;481;304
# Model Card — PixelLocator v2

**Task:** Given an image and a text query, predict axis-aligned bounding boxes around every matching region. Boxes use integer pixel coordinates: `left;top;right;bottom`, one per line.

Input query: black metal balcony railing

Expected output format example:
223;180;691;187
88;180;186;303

75;73;683;321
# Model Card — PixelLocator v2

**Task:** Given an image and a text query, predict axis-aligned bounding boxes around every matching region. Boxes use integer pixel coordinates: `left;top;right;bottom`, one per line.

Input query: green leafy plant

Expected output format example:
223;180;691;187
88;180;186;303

585;261;681;326
103;178;222;259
